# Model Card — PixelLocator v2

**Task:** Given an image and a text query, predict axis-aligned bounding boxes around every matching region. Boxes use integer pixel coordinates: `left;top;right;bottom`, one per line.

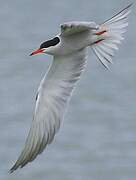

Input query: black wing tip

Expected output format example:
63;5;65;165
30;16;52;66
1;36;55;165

127;2;133;8
101;3;133;26
123;3;133;11
9;166;17;174
9;162;20;174
9;169;14;174
121;3;133;10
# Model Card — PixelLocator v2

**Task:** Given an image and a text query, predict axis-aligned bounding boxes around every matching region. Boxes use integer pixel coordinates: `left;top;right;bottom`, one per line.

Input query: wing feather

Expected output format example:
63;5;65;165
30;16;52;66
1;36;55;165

92;4;132;69
10;48;87;173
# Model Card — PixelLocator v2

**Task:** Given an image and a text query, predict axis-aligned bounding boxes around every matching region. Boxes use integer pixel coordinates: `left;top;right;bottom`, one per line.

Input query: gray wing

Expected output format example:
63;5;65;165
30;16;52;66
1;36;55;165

10;48;87;173
60;21;99;36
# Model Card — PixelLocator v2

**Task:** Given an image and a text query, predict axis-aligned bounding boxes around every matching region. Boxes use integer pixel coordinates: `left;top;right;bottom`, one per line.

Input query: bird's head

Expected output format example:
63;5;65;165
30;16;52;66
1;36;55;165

30;36;60;56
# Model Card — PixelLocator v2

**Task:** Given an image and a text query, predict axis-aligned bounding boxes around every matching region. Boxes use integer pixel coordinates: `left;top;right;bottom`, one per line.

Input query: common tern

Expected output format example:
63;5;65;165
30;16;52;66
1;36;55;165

10;4;132;172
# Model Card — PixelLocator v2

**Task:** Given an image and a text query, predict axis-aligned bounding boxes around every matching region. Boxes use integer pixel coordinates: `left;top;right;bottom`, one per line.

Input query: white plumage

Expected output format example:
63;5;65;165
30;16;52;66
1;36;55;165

92;4;132;69
10;4;132;172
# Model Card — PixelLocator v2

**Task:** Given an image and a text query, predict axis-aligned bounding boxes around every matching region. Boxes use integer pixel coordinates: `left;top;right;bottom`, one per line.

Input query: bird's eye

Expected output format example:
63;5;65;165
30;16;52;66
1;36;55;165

40;37;60;49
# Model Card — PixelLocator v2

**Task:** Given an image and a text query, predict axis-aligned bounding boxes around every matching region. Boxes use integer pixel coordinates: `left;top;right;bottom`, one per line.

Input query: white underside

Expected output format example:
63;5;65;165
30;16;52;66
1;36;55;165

10;48;87;171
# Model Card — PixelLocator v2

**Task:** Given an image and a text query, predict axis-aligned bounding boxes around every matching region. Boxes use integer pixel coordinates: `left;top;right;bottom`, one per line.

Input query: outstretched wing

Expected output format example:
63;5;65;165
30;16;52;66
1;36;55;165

60;21;99;36
10;48;87;173
91;3;132;69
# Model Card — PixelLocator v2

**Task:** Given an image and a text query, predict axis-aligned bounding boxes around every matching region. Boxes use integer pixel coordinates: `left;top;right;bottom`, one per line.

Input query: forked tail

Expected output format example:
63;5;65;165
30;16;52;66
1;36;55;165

92;3;132;69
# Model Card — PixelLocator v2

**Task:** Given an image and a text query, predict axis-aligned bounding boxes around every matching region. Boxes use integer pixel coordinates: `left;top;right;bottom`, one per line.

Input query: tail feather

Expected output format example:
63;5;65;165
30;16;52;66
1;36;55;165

92;3;132;69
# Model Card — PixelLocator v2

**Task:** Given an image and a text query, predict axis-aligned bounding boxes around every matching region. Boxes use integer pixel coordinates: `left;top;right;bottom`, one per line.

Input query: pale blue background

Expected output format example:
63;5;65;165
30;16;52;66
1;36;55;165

0;0;135;180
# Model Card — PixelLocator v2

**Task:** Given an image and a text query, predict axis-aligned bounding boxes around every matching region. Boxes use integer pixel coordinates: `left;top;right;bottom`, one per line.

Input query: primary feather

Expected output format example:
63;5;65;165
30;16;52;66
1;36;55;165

10;48;87;173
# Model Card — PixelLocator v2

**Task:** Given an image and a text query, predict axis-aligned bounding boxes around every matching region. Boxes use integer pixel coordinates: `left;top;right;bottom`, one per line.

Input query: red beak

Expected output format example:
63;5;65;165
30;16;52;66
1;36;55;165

30;48;44;56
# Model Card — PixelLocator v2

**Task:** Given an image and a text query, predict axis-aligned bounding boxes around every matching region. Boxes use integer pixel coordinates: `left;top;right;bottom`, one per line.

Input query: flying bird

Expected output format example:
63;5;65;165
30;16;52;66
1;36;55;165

10;4;132;173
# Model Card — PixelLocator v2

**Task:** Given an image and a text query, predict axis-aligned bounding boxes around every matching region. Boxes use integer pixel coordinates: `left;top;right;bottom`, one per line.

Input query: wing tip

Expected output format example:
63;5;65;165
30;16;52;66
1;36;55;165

118;2;133;12
9;164;18;174
9;159;29;173
101;3;133;26
127;2;133;8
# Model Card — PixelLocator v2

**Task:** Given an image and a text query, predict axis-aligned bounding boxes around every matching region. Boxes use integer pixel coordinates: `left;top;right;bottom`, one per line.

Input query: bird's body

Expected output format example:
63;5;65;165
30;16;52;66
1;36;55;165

10;4;132;173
